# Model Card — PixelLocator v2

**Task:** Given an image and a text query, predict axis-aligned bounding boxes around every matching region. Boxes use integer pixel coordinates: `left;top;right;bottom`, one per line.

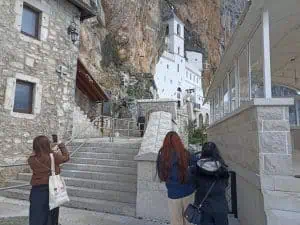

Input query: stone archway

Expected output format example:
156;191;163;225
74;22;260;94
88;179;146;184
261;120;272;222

199;114;204;128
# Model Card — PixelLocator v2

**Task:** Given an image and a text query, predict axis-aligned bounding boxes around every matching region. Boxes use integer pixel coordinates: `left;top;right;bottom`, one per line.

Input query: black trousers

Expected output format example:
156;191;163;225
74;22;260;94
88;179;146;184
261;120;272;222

199;211;228;225
29;184;59;225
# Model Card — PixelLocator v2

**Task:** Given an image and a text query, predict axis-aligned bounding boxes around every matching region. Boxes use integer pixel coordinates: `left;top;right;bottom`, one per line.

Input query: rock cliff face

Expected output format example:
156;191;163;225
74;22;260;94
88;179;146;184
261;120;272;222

79;0;246;100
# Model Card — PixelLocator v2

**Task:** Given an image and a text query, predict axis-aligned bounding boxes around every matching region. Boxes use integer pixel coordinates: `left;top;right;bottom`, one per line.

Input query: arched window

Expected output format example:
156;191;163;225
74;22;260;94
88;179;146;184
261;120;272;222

166;25;169;36
199;114;204;128
177;24;181;36
271;84;300;125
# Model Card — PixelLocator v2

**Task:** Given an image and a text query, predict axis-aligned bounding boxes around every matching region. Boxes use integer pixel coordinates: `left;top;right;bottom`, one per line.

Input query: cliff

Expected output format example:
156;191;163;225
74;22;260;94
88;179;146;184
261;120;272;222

79;0;246;101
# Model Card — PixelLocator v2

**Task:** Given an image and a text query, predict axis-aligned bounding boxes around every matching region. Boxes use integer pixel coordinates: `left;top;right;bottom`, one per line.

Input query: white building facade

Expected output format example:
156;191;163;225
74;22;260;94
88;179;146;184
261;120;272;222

154;14;210;127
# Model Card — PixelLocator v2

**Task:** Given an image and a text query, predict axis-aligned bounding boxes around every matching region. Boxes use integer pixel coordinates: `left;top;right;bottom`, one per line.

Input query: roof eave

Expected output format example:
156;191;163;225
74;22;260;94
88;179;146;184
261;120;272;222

204;0;255;103
68;0;97;20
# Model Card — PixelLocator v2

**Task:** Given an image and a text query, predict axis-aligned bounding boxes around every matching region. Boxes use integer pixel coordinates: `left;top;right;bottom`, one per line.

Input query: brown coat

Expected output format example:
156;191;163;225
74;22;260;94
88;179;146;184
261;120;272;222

28;143;70;186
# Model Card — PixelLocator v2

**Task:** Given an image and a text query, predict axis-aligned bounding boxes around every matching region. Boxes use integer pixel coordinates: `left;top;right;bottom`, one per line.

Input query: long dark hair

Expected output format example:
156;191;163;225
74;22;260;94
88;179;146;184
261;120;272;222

156;131;190;184
33;136;51;156
201;142;227;167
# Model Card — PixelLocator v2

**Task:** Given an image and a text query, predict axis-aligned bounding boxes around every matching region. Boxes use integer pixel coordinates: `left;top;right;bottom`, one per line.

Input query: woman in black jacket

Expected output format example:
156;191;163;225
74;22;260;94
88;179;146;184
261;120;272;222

191;142;229;225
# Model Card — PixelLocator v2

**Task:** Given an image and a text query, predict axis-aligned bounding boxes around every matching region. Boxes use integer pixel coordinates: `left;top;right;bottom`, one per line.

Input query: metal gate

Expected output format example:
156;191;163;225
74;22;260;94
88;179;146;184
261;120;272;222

226;171;238;218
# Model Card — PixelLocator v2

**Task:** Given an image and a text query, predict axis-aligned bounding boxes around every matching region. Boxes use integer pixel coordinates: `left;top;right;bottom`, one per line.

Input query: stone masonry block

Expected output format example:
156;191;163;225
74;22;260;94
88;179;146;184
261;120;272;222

266;209;300;225
257;107;284;120
259;132;287;153
40;27;49;41
264;190;300;212
25;57;35;67
137;162;156;181
262;120;290;132
263;154;293;176
274;176;300;192
261;175;275;191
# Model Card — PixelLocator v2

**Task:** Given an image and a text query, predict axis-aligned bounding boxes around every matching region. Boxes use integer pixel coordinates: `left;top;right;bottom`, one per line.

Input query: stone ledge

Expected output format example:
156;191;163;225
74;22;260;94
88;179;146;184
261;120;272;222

135;152;158;162
137;98;177;103
253;98;294;106
209;98;294;129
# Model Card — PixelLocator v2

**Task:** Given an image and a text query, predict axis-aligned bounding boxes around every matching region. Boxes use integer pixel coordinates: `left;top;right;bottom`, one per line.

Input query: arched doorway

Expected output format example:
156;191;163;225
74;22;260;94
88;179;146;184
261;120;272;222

205;113;210;126
199;114;204;128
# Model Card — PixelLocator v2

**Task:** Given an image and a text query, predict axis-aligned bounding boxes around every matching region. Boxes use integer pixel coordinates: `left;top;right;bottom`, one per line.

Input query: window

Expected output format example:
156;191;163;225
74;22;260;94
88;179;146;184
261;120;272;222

164;76;166;82
223;76;230;114
13;80;34;114
177;64;179;72
167;64;169;69
166;25;169;35
21;4;40;39
272;85;300;125
190;73;192;80
170;80;173;84
186;71;188;78
177;24;181;36
178;47;180;55
229;67;236;112
239;46;250;105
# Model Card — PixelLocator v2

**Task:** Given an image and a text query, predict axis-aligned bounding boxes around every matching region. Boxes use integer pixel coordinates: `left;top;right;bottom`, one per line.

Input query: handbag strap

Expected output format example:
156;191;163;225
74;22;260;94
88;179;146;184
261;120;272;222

49;153;56;176
198;180;216;209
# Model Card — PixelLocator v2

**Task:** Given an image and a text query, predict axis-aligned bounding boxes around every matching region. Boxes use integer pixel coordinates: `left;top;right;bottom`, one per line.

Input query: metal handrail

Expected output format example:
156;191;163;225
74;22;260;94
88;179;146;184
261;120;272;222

0;115;144;191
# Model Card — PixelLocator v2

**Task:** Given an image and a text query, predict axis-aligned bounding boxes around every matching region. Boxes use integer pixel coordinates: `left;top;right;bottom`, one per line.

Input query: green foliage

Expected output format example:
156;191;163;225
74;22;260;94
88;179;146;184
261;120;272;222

188;126;207;145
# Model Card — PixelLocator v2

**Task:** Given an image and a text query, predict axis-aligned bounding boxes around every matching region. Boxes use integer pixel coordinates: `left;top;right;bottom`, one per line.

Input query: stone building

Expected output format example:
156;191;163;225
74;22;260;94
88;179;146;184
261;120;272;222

154;13;210;127
205;0;300;224
0;0;99;166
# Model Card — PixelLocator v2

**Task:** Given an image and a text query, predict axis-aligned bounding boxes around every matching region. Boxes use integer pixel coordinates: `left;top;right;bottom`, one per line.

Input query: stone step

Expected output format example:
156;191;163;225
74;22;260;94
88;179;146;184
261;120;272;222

15;176;136;192
70;152;135;161
6;180;136;204
18;170;137;184
69;157;137;168
62;163;137;175
75;147;139;154
70;142;141;149
1;189;136;217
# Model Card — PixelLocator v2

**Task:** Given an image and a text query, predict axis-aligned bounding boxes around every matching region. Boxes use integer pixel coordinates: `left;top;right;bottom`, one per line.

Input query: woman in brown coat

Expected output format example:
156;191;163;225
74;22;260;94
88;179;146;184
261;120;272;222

28;135;69;225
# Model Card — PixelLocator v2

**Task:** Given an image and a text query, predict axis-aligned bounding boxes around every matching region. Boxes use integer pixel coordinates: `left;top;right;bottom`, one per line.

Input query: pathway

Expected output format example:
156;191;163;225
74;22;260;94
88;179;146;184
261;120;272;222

0;197;240;225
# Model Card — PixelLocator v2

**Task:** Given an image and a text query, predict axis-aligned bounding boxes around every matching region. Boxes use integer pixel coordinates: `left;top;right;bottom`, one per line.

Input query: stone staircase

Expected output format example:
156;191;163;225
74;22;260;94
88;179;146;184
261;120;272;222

72;106;100;138
1;138;142;217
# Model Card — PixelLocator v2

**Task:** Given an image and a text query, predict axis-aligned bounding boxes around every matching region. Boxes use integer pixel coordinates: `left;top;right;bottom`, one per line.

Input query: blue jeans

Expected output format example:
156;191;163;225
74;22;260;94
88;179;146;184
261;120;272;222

29;185;59;225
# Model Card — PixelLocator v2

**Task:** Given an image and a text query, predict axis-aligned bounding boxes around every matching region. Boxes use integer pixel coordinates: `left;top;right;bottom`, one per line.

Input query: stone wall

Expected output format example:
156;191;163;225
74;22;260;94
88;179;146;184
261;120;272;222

255;102;300;225
137;99;178;120
291;127;300;175
135;111;176;221
75;88;102;120
208;104;266;225
0;0;80;168
208;99;299;225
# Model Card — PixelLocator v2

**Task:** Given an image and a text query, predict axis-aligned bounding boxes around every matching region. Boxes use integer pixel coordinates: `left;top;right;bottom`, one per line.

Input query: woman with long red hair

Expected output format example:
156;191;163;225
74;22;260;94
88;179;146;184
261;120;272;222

157;131;195;225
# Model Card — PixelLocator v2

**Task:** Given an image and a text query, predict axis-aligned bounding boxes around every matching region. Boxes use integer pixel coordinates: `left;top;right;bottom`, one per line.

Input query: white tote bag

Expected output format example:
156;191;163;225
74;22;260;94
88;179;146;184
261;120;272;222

49;153;70;210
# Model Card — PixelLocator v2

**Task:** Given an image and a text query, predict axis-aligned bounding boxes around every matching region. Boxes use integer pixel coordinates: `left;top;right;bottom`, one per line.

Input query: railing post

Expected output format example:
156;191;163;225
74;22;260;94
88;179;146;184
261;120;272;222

262;9;272;99
230;171;238;218
127;121;130;137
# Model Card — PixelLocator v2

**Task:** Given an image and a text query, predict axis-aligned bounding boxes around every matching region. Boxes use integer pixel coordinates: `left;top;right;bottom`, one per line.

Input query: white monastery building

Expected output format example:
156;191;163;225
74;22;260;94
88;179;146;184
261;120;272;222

154;14;210;127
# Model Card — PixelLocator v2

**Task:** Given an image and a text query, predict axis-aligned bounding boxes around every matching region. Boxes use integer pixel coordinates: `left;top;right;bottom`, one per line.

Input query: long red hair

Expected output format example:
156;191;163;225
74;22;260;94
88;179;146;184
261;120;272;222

157;131;190;184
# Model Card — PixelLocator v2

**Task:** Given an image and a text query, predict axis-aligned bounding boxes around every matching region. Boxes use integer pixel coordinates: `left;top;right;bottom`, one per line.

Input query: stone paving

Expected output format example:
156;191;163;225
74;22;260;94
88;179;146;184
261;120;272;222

0;197;168;225
0;197;239;225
